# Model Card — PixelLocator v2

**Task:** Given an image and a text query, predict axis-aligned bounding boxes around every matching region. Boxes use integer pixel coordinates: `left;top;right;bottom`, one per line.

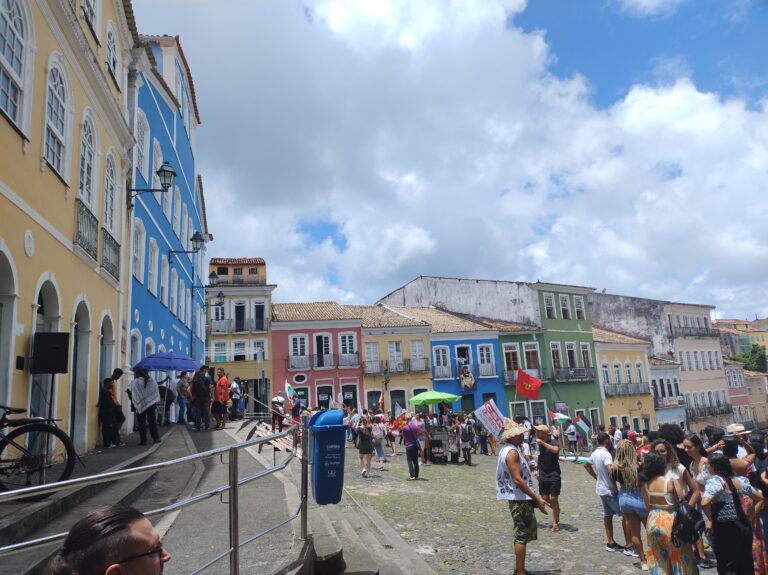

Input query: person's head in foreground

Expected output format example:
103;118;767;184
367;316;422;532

501;420;527;445
44;505;170;575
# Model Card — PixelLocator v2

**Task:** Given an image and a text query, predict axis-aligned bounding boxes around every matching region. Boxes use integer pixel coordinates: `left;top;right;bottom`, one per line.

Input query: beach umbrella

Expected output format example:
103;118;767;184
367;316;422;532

408;390;461;406
133;351;199;372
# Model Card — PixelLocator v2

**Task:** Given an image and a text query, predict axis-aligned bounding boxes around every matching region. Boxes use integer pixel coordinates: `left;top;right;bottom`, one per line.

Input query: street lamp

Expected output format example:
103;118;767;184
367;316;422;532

126;162;177;208
166;230;205;359
205;291;225;308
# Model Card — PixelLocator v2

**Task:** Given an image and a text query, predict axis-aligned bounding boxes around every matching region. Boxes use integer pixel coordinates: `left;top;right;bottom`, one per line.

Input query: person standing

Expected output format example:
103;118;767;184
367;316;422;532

357;417;373;477
585;432;628;552
128;368;161;446
497;420;549;575
175;371;190;425
229;377;242;421
271;394;285;432
371;415;387;469
402;414;421;480
190;366;211;431
565;419;579;457
611;439;648;569
476;419;489;455
460;416;474;466
612;424;623;450
98;378;123;448
534;424;561;532
213;368;229;430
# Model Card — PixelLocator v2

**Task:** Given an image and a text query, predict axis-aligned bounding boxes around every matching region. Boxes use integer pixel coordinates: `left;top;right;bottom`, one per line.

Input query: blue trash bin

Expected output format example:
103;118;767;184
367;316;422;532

309;409;347;505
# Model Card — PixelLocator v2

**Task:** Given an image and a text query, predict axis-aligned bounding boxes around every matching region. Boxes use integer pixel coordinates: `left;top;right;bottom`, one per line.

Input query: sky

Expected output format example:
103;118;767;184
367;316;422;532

132;0;768;320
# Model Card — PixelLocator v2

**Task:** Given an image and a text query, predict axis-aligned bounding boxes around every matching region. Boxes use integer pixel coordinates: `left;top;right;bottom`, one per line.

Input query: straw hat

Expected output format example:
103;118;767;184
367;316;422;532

500;418;528;442
534;424;549;432
726;423;749;436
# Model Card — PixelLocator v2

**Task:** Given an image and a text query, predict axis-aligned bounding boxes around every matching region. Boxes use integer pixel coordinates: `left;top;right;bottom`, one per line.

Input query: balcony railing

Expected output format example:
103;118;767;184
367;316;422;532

603;383;651;397
364;360;385;375
686;403;733;420
313;353;334;369
503;368;541;385
388;360;406;374
478;363;496;377
75;198;98;260
209;275;266;286
338;353;359;367
100;228;119;280
288;355;310;370
208;318;270;334
434;364;453;379
672;326;721;339
654;395;686;409
364;358;430;375
553;367;595;381
407;357;429;373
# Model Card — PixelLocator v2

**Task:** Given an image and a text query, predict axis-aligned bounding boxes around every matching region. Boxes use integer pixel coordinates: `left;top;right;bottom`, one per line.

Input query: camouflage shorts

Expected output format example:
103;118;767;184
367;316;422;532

508;500;538;545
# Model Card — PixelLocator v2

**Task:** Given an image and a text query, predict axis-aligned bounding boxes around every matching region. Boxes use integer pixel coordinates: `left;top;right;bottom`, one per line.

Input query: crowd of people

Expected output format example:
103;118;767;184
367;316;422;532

499;416;768;575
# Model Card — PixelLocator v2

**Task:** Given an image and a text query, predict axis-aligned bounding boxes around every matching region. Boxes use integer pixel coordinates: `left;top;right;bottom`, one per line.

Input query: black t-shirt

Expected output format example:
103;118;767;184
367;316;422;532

357;428;373;454
538;438;561;480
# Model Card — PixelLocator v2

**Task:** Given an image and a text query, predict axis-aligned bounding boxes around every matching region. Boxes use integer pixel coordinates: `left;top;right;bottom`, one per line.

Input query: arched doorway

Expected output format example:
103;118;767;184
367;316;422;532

69;301;91;452
0;249;17;405
30;282;61;420
98;316;115;384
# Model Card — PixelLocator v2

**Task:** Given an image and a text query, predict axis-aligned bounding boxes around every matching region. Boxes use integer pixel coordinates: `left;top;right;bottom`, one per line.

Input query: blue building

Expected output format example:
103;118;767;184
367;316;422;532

127;35;209;369
392;307;507;415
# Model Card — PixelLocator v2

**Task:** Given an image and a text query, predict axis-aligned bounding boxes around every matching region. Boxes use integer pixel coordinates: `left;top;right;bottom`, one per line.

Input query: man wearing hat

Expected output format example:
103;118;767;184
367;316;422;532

534;424;562;532
497;419;549;575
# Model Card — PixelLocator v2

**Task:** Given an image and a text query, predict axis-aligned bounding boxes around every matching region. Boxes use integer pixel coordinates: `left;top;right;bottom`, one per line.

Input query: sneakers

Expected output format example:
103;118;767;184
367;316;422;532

697;558;716;570
641;562;649;571
623;546;639;558
605;542;624;552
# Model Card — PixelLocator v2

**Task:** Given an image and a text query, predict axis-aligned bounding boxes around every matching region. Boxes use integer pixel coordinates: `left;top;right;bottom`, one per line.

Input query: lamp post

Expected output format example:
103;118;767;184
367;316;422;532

169;231;205;358
126;162;177;208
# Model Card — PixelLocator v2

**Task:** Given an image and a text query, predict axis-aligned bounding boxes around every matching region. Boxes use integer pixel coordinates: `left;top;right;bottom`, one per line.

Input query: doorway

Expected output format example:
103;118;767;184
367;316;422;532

341;384;358;410
460;394;475;414
317;385;333;410
70;302;91;453
234;302;246;332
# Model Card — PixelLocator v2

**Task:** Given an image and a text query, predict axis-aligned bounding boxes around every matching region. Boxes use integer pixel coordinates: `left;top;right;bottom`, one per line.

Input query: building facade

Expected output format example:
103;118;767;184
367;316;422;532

128;34;209;375
271;302;363;410
205;258;275;414
648;357;686;428
745;371;768;429
724;360;751;428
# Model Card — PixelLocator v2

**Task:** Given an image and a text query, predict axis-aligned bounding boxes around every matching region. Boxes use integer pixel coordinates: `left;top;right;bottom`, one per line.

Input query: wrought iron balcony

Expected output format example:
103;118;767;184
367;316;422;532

208;318;270;334
75;199;98;260
364;360;385;375
503;368;542;385
407;357;429;373
654;395;686;409
672;326;721;339
478;363;497;377
553;367;595;381
101;228;119;280
313;353;335;369
388;360;407;374
603;383;651;397
288;355;310;370
686;403;733;420
338;353;359;367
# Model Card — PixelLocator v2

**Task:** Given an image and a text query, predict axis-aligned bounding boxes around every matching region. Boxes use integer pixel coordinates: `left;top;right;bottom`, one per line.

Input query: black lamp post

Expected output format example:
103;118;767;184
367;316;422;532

126;162;177;208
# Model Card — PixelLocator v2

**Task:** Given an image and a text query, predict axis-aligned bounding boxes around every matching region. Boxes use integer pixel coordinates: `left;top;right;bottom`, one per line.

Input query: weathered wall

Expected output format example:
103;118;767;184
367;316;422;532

588;293;672;357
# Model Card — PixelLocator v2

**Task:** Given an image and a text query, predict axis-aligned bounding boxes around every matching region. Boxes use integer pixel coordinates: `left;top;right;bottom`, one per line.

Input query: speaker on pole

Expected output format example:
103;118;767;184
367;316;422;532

31;332;70;374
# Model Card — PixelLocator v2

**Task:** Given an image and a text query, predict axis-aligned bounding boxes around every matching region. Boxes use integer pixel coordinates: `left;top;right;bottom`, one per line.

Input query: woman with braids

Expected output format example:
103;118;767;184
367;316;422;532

43;504;171;574
702;453;764;575
611;439;648;570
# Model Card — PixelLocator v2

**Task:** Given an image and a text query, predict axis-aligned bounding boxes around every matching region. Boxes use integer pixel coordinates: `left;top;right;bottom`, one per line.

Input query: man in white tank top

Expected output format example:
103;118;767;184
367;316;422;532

497;420;549;575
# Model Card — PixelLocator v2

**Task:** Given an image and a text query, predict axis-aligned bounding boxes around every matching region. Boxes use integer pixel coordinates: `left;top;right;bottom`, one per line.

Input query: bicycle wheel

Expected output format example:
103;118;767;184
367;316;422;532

0;423;76;501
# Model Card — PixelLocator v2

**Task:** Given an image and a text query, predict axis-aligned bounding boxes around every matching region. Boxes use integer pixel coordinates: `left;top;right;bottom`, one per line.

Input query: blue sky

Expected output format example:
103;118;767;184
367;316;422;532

514;0;768;109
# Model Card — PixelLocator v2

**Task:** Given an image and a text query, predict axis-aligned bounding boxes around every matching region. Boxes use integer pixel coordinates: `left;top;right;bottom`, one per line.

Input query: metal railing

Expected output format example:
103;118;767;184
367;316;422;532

654;395;686;408
0;422;308;575
603;383;651;397
74;198;98;260
672;326;721;339
101;227;120;280
208;318;270;334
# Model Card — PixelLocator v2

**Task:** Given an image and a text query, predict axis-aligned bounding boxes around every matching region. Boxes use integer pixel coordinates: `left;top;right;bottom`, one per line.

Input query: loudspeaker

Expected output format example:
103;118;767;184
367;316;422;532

31;332;70;374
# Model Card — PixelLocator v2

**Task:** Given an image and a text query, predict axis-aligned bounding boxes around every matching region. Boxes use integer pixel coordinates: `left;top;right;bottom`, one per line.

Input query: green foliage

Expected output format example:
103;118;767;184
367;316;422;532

734;344;768;373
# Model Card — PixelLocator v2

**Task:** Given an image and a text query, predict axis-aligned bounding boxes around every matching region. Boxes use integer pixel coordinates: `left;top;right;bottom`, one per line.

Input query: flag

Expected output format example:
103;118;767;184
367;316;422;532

548;409;569;424
337;391;344;404
516;369;542;400
285;379;296;398
379;392;385;413
394;402;405;417
575;413;591;436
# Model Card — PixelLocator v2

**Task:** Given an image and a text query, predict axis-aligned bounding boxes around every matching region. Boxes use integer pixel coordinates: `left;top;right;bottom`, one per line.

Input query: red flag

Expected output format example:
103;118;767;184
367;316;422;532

516;369;542;400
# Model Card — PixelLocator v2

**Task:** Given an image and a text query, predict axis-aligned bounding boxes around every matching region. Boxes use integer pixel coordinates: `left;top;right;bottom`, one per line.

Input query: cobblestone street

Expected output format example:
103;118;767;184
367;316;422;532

344;444;656;575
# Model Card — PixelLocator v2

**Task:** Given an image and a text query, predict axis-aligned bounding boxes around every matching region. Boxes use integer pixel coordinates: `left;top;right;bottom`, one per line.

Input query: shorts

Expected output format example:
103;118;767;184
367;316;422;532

508;500;538;545
619;488;647;517
538;476;562;496
600;493;622;517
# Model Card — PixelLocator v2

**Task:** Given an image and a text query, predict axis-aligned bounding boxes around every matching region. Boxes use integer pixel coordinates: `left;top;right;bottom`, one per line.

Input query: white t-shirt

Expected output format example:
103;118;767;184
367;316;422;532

613;428;622;448
522;420;532;442
588;446;615;496
566;424;577;441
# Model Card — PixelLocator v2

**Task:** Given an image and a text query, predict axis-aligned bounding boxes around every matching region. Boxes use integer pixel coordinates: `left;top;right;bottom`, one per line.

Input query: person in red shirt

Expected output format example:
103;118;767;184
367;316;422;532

213;368;230;430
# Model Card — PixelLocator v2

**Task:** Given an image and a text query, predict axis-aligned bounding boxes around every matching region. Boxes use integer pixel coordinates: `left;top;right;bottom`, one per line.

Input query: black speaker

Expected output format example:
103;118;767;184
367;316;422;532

31;332;70;374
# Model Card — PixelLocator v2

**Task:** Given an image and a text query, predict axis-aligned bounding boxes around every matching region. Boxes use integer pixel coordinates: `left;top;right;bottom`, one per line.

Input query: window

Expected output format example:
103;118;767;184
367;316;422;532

178;280;185;320
708;351;715;370
170;269;178;314
213;301;224;321
213;342;227;362
253;340;267;361
523;343;540;370
574;296;585;320
609;416;618;428
82;0;96;30
181;204;188;250
0;0;27;127
550;342;562;370
147;239;158;294
152;140;163;204
601;363;610;384
693;351;701;371
625;363;633;384
565;342;577;367
187;217;194;251
678;351;685;371
105;26;119;80
410;340;426;371
478;344;494;376
103;155;116;231
248;267;257;275
364;342;379;373
636;363;643;383
291;335;307;357
388;341;403;372
580;342;592;368
685;351;692;371
233;268;243;276
136;111;149;178
340;333;355;354
613;363;622;384
44;66;67;175
173;187;181;236
132;219;145;281
714;351;721;369
78;116;96;204
503;343;520;371
160;256;169;305
544;293;556;319
434;346;450;378
233;341;246;361
164;183;173;221
530;400;547;426
559;295;571;320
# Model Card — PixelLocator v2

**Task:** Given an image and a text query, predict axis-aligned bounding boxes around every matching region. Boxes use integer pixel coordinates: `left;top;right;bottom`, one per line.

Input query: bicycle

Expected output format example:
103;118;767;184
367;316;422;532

0;403;76;501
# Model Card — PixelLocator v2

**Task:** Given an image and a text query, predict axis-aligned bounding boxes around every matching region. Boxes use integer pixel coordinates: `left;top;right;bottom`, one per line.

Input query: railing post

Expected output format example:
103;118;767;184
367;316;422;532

229;445;240;575
300;415;309;540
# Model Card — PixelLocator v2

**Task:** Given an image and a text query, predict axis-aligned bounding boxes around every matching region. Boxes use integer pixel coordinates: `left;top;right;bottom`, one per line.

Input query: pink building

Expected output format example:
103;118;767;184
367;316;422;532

272;303;363;410
724;360;751;424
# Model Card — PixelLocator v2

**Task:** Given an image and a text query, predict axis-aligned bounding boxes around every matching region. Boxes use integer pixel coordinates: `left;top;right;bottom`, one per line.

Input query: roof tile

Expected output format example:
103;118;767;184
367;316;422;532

272;302;360;322
391;307;491;334
592;326;650;345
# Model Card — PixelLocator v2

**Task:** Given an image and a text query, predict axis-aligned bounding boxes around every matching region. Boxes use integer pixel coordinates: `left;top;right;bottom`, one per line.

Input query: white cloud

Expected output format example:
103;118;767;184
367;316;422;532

132;0;768;318
610;0;686;17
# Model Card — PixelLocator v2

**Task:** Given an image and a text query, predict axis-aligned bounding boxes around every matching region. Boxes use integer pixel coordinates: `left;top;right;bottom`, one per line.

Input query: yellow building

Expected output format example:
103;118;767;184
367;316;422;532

593;327;656;432
0;1;140;451
345;305;432;414
745;371;768;428
206;258;276;413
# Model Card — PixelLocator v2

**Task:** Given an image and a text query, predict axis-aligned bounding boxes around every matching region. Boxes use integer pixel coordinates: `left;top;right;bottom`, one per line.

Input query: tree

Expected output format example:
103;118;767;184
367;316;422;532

735;344;768;373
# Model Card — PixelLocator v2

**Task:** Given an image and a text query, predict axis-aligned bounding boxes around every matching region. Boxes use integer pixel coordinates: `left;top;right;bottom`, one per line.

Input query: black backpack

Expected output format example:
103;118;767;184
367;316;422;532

671;480;703;546
461;424;472;443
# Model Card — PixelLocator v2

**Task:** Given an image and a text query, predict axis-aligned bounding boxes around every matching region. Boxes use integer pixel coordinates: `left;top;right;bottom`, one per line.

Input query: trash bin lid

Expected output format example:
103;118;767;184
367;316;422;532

310;408;344;430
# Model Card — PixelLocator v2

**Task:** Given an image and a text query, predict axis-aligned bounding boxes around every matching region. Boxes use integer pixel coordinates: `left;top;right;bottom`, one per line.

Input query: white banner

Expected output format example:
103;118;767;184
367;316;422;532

474;398;505;436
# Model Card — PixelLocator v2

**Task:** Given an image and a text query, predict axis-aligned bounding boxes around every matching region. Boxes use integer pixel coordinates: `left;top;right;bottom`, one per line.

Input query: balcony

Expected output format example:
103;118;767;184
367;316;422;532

208;318;270;334
288;355;310;370
553;367;595;381
603;383;651;397
388;360;406;374
209;274;265;286
686;403;733;420
672;326;721;339
313;353;334;369
433;364;453;380
364;360;385;375
478;363;497;377
338;353;359;367
407;357;429;373
503;368;541;385
101;228;120;280
654;395;686;409
74;199;98;260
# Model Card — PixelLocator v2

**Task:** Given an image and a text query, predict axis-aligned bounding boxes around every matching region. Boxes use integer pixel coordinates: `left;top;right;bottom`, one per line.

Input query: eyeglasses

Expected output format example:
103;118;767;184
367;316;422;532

116;544;165;564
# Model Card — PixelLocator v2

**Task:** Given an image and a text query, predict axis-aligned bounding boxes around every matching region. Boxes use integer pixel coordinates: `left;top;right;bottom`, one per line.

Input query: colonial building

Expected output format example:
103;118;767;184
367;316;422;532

206;258;275;414
128;34;209;374
724;360;752;428
715;324;751;359
344;304;432;413
0;0;139;451
592;327;656;433
745;371;768;429
648;356;686;428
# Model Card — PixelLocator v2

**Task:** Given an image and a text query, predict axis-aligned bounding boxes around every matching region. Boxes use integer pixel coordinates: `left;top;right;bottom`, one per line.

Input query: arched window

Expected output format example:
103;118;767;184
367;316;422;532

135;110;149;178
78;115;96;204
601;363;610;384
187;217;194;251
44;65;68;175
170;268;178;314
613;363;622;385
163;180;173;221
625;363;633;384
105;24;119;81
132;219;145;281
636;363;644;383
147;238;158;295
173;187;181;236
160;256;169;305
0;0;29;128
178;280;185;320
152;139;163;204
181;203;188;247
103;154;116;231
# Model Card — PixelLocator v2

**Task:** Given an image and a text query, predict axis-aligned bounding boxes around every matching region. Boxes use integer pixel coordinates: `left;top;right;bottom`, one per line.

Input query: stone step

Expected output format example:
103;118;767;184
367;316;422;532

323;504;380;575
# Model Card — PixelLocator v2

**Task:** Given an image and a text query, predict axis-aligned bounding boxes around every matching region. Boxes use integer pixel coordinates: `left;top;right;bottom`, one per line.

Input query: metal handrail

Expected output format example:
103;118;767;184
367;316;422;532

0;421;310;575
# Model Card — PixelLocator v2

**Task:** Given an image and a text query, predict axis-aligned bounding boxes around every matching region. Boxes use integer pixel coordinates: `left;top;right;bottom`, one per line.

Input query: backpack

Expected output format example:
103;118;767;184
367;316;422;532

372;423;384;440
670;480;703;546
461;424;472;443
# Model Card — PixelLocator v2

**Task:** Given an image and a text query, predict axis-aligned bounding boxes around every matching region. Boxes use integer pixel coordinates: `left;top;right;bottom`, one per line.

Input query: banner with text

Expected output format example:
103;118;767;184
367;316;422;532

474;398;505;436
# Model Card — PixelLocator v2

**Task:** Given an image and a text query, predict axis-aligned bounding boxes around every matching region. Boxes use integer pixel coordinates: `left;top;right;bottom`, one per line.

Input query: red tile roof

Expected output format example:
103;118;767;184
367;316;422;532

592;326;650;345
210;258;266;265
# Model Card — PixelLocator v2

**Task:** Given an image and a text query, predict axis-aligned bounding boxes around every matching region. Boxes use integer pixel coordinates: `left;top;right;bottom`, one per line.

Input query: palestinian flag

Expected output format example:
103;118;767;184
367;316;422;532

548;408;569;425
285;380;296;398
575;413;591;436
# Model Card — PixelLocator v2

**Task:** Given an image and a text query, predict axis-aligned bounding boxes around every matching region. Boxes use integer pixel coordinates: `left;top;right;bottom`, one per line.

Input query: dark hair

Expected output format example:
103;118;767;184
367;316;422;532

134;367;148;380
101;378;113;389
710;427;725;444
651;439;676;464
658;423;684;446
646;430;659;442
639;451;667;482
596;432;611;446
684;433;707;458
111;368;123;379
709;453;734;478
722;437;739;458
750;432;767;459
180;370;187;377
624;423;631;430
43;505;146;575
